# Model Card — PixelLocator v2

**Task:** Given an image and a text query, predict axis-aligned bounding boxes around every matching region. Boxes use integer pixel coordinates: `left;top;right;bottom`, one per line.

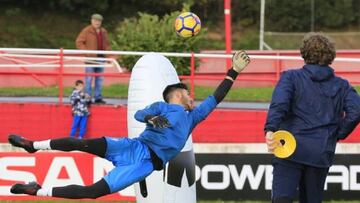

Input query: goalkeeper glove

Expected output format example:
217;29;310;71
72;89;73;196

145;115;171;128
232;50;250;73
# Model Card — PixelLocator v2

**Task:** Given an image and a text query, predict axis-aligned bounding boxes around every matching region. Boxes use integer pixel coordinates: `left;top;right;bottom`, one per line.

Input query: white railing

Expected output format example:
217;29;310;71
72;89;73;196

2;48;360;62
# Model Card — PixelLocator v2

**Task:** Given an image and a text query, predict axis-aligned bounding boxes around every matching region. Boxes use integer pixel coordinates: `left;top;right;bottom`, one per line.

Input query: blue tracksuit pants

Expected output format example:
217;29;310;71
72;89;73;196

272;158;329;203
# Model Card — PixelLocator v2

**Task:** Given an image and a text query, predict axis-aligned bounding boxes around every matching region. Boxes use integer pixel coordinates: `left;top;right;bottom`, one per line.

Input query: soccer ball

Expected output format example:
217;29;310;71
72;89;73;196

174;12;201;38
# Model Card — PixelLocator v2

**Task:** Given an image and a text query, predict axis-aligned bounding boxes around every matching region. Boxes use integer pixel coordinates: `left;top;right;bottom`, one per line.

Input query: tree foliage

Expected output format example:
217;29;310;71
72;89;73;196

1;0;360;51
265;0;359;31
2;0;360;32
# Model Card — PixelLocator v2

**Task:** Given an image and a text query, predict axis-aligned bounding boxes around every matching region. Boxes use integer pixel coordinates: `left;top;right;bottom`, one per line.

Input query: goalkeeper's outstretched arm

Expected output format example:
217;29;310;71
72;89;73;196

213;50;250;104
190;51;250;126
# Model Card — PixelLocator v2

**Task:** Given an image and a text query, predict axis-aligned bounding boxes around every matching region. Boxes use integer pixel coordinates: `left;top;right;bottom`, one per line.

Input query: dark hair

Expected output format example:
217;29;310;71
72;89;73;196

300;32;336;65
162;83;188;102
75;80;84;86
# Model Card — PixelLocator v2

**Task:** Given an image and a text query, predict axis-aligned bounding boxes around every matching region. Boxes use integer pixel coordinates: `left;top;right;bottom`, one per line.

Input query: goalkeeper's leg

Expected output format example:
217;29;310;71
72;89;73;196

8;134;106;158
11;161;154;199
11;178;110;199
10;138;154;199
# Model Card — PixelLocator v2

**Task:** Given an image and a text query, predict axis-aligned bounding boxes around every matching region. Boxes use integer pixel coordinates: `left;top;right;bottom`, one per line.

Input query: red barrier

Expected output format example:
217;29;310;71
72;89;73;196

0;103;127;141
0;103;358;143
58;48;64;104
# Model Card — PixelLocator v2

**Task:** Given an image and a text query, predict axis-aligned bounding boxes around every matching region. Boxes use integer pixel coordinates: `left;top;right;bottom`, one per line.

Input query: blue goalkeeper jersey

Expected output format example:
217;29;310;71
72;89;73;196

135;95;217;164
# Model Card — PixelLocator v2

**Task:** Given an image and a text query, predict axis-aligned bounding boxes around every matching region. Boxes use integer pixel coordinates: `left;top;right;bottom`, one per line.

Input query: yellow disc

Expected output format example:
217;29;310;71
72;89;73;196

273;130;297;158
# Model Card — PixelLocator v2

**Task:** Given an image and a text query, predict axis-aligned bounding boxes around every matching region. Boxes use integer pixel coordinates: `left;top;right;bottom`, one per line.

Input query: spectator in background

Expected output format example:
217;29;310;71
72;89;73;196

76;13;111;104
70;80;91;139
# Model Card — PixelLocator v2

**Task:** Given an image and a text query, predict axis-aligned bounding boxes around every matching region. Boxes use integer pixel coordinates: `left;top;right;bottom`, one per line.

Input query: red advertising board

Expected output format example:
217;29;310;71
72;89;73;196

0;152;135;201
3;151;360;201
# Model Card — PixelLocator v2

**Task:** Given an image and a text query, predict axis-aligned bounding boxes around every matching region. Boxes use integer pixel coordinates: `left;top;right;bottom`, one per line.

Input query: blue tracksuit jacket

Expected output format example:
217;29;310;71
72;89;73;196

135;95;217;164
265;64;360;167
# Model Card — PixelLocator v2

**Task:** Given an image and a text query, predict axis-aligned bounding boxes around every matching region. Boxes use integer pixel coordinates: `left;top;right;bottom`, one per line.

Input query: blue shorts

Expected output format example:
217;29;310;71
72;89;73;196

102;137;154;193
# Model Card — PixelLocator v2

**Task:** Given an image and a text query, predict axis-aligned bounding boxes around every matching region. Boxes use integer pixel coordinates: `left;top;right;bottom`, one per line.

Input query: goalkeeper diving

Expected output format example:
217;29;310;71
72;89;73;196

8;51;250;199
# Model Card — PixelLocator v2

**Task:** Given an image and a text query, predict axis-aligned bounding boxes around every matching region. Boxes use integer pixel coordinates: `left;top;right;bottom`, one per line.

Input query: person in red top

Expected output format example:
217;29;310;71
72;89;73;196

76;14;111;104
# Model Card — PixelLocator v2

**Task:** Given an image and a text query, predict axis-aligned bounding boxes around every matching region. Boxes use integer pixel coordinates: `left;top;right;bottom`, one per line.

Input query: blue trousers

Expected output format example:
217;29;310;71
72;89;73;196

85;67;104;100
70;115;88;138
272;158;329;203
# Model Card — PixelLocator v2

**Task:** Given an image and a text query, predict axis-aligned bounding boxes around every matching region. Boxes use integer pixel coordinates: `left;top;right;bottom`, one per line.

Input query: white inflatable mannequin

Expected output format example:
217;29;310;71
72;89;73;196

127;53;196;203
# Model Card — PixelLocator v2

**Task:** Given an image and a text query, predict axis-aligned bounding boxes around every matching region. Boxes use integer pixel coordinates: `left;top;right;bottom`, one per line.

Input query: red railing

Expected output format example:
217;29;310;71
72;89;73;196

0;48;359;105
58;48;64;104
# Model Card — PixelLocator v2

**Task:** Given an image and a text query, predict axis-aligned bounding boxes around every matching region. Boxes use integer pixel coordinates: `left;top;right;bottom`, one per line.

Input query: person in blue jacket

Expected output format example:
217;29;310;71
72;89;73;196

7;51;250;199
265;33;360;203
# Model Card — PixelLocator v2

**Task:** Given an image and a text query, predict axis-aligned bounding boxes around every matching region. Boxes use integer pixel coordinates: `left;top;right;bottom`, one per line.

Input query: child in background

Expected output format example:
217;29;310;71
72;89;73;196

69;80;91;139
